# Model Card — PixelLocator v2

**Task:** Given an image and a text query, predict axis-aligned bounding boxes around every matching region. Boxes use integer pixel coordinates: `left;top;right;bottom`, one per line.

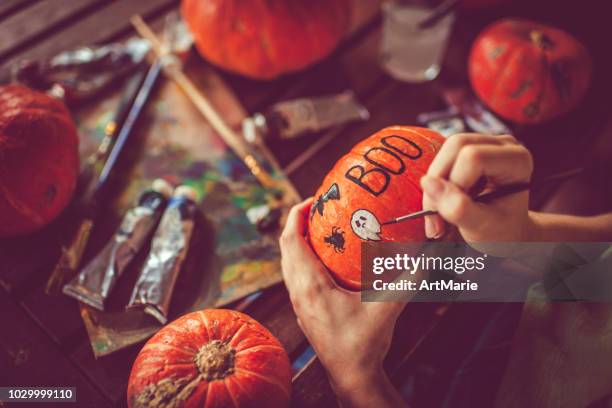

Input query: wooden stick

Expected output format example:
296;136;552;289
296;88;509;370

130;15;301;203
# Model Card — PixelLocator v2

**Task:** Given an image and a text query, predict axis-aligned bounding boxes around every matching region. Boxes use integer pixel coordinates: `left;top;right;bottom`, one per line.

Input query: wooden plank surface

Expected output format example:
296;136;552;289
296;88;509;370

0;0;107;61
0;0;178;69
0;290;112;407
0;0;34;21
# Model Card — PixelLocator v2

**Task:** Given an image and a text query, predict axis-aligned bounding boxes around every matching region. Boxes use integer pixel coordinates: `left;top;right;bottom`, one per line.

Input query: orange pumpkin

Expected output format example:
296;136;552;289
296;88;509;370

308;126;444;290
0;85;79;237
181;0;352;80
468;19;592;124
128;309;291;408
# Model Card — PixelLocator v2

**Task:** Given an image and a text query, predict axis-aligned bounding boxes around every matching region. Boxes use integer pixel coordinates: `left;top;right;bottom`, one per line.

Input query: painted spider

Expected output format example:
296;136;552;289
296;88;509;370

324;227;345;253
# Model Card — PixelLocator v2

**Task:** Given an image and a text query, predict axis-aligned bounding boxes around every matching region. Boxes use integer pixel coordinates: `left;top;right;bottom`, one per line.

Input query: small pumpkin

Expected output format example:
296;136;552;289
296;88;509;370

181;0;352;80
308;126;444;290
127;309;291;408
0;85;79;237
468;18;592;124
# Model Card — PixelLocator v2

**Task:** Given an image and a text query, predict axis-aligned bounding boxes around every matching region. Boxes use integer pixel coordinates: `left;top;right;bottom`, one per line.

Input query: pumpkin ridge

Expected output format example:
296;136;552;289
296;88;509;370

235;344;286;356
224;373;251;404
144;342;196;356
223;377;241;408
234;368;290;398
198;310;213;343
228;319;255;348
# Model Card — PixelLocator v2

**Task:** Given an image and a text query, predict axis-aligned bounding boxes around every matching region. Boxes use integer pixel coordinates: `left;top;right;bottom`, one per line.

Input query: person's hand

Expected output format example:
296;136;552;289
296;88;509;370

280;199;408;408
421;133;534;243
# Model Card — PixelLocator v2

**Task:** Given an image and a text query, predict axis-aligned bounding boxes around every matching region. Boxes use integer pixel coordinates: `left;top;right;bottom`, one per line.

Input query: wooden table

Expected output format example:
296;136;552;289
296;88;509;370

1;1;611;407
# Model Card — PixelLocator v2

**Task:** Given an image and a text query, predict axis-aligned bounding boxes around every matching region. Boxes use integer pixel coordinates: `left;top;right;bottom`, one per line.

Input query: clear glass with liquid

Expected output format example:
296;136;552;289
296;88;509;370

380;1;455;82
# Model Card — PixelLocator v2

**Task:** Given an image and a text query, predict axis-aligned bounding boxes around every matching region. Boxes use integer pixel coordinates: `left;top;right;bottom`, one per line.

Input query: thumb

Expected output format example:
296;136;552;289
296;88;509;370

421;175;493;231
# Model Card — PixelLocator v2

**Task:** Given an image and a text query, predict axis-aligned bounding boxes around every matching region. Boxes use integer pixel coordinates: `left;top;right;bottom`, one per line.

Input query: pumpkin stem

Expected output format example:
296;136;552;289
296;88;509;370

195;340;236;381
530;30;554;50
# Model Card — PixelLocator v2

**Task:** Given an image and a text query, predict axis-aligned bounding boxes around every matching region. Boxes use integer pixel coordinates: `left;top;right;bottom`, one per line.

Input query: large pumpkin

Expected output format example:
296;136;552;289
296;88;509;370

0;85;79;237
308;126;444;290
181;0;352;80
127;309;291;408
468;19;592;124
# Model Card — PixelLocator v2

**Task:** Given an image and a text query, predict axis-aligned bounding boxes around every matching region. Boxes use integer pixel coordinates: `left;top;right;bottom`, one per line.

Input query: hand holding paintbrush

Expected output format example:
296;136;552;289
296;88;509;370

384;167;584;226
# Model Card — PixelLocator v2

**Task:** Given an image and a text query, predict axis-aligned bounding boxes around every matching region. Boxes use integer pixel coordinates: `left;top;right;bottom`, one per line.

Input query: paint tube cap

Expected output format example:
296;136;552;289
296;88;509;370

151;178;174;198
173;185;198;202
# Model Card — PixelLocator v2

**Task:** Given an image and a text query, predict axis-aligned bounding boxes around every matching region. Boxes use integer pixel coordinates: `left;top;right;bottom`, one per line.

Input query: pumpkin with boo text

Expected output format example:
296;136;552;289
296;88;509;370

469;19;592;124
0;85;79;237
308;126;445;290
181;0;351;80
127;309;291;408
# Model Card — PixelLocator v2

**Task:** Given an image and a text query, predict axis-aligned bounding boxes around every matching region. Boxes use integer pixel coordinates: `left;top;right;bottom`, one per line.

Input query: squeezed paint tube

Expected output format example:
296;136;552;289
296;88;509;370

417;107;465;137
62;179;173;310
127;185;198;324
443;88;511;135
242;90;369;143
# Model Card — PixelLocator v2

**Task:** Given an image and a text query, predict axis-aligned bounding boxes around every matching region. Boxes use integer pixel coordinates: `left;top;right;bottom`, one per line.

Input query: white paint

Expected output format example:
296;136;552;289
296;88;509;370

351;209;382;241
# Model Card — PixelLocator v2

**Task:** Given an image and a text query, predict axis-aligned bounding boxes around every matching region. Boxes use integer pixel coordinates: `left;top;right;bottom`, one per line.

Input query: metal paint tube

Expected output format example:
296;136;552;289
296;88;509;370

62;179;173;310
242;91;370;143
127;186;198;324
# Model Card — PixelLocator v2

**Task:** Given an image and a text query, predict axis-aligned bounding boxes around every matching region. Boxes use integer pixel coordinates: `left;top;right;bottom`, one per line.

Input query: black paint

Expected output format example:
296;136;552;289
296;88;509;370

344;135;423;197
310;183;340;219
324;227;345;253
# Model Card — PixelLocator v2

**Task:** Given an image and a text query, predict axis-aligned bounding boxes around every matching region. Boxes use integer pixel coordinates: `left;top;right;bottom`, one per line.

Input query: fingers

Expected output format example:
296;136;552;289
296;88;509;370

282;197;312;238
422;133;530;238
422;192;446;239
421;175;498;231
427;133;517;179
280;198;335;301
448;144;533;190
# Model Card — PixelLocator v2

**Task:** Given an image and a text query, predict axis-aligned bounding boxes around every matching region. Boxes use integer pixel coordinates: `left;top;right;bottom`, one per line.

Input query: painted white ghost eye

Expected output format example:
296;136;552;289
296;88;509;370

350;209;382;241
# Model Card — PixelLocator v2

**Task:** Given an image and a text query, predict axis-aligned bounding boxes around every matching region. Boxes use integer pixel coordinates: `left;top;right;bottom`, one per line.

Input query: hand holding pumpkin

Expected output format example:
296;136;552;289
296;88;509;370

421;133;534;244
280;199;408;408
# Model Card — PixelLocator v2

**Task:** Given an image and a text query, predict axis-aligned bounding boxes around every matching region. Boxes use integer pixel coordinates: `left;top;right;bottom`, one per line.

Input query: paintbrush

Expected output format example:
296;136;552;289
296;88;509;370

129;15;301;204
382;167;584;226
46;60;163;294
86;68;147;167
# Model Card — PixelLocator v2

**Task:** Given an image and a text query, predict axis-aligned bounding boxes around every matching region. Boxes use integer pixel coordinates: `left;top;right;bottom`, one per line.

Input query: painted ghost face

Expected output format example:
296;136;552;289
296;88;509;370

350;209;382;241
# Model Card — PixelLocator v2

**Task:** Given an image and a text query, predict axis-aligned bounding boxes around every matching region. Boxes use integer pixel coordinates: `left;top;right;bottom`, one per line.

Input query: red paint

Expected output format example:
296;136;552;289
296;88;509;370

308;126;444;290
127;309;291;408
181;0;351;80
0;85;79;237
469;18;592;124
